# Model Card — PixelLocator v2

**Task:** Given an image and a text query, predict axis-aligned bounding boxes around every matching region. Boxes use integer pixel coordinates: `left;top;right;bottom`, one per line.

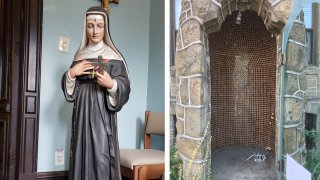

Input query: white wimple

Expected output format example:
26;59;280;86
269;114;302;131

86;14;103;20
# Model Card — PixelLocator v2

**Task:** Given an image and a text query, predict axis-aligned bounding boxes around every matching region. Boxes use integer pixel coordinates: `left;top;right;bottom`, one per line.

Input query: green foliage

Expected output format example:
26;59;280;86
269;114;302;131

170;122;212;179
305;129;320;180
170;146;183;180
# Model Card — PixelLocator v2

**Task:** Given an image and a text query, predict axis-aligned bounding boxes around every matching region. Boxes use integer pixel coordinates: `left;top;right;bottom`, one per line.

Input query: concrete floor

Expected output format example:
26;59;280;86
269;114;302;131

212;148;277;180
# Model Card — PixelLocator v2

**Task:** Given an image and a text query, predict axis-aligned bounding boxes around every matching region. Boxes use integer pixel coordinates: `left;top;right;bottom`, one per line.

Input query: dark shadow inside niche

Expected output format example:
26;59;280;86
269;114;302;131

209;10;277;179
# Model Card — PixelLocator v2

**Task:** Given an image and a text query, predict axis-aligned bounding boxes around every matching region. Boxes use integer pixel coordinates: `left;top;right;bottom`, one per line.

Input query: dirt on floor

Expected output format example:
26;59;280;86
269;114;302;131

212;148;277;180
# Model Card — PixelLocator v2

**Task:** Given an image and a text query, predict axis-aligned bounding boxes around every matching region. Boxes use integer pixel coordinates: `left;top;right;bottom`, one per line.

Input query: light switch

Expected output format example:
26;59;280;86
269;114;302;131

55;148;64;166
58;36;70;53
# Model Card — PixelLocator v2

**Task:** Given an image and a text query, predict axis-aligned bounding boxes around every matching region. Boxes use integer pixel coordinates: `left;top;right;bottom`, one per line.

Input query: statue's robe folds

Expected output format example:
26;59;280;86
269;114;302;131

61;59;130;180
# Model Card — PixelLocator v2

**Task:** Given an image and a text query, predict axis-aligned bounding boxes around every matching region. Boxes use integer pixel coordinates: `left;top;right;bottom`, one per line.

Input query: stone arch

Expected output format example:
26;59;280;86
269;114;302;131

174;0;293;179
189;0;290;34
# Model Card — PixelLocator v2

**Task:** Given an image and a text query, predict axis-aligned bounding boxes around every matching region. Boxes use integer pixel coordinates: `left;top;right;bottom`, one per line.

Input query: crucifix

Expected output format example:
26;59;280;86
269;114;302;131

101;0;119;11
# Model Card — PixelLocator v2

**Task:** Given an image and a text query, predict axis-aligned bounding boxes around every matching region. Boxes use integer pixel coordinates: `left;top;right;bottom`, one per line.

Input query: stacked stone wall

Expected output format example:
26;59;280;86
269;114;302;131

172;0;292;179
282;16;307;164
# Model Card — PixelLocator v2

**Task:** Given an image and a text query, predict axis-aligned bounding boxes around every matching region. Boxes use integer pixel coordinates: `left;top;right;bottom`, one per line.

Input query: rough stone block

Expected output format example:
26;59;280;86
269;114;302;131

295;92;305;100
299;74;306;92
176;119;185;135
221;4;229;20
176;87;181;104
180;12;187;25
283;127;297;154
249;1;261;14
291;152;301;164
176;136;180;148
182;160;205;179
176;30;182;50
204;18;222;34
176;44;206;76
260;6;268;21
176;76;181;85
181;0;191;11
176;104;185;119
289;23;306;43
185;107;206;137
285;73;299;95
286;42;307;73
268;14;286;34
190;77;209;105
206;111;211;134
180;78;189;105
272;0;291;22
178;136;205;160
187;10;192;18
181;19;203;46
297;130;305;149
284;98;304;124
192;0;220;24
229;0;239;13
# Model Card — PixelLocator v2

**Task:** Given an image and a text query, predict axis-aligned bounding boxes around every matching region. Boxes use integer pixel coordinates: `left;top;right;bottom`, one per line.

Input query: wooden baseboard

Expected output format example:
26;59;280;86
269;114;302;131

37;171;68;180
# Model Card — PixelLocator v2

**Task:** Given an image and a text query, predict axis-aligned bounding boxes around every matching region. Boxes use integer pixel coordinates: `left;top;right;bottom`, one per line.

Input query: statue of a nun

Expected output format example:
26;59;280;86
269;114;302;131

61;6;130;180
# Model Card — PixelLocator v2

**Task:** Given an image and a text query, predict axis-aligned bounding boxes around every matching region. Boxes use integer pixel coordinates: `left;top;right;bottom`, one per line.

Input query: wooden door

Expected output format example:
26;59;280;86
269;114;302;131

0;0;11;179
0;0;42;179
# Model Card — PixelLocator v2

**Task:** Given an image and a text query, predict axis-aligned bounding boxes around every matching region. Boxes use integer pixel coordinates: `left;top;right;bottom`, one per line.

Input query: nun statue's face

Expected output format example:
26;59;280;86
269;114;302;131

86;18;105;45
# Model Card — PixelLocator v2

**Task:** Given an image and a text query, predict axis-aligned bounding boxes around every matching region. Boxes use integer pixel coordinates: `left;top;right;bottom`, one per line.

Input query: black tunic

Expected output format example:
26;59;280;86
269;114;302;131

61;59;130;180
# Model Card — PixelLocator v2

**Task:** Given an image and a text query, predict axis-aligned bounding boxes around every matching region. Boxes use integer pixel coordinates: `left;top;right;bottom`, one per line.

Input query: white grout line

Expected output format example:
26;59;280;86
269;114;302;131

271;0;282;7
286;70;307;76
175;103;206;109
176;41;204;51
283;145;306;157
211;0;221;8
288;39;307;47
284;95;304;100
179;152;204;164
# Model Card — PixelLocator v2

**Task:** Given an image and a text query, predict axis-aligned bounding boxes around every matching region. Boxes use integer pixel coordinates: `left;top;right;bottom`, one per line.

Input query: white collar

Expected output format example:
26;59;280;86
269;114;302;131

86;41;104;52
